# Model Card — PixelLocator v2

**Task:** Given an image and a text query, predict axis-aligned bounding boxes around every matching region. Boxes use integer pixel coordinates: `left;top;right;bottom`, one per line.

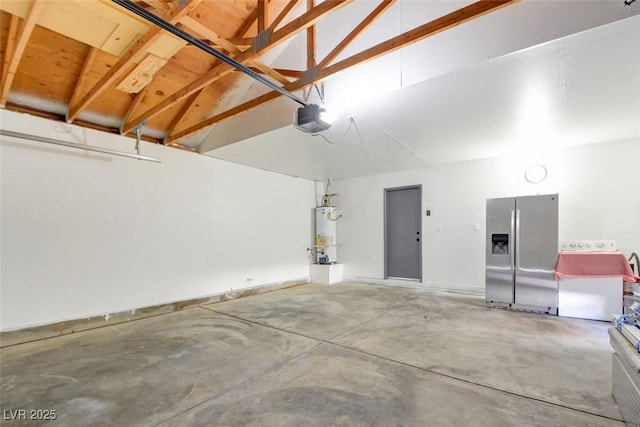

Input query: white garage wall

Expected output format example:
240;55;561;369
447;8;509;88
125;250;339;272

333;139;640;294
0;110;315;331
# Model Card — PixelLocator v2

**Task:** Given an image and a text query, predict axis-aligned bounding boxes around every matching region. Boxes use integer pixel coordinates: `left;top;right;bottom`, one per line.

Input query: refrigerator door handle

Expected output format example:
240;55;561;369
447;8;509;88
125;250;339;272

515;208;521;271
510;209;515;271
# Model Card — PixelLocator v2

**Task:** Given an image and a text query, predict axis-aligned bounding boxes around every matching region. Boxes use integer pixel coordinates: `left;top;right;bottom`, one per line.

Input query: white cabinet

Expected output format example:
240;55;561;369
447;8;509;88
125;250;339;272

310;263;343;285
558;277;622;321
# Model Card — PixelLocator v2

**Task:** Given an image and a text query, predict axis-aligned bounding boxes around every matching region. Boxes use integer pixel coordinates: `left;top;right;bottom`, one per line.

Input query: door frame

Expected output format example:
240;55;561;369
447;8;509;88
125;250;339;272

383;184;422;281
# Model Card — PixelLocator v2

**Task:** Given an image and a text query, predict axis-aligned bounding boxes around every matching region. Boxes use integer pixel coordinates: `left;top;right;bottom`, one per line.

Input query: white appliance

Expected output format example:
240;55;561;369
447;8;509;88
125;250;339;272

559;240;617;252
558;277;623;321
557;240;624;321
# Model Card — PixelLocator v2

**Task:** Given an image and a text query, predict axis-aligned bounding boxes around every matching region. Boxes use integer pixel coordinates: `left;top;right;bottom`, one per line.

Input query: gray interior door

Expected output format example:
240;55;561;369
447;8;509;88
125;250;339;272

385;186;421;280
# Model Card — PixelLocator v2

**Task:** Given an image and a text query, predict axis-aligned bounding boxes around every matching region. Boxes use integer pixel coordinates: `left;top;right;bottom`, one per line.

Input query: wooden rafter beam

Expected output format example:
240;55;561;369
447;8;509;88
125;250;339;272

0;1;45;107
272;0;350;46
270;0;301;32
164;88;204;140
307;0;316;69
226;37;252;48
139;0;172;14
68;47;100;111
120;83;152;134
238;0;300;37
171;91;281;142
180;16;241;54
171;0;518;144
247;66;300;79
235;0;263;38
317;0;395;69
250;62;291;85
180;15;287;83
258;0;269;33
1;15;19;90
121;0;352;134
272;68;303;79
164;0;281;139
322;0;518;80
66;0;202;122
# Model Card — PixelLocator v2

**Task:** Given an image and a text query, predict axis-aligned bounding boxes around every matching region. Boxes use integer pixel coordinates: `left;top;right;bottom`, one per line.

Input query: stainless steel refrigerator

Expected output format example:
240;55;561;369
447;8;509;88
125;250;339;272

486;194;559;314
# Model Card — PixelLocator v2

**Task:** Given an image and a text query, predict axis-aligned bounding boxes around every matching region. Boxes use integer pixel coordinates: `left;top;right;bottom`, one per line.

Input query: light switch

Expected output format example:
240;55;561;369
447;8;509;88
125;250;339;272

473;223;480;231
436;224;442;231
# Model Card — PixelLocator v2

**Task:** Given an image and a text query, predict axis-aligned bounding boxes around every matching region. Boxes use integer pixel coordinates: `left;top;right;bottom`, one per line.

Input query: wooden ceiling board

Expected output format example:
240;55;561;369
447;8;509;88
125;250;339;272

116;49;229;133
147;32;186;59
87;83;135;119
116;53;168;93
94;0;183;57
1;11;11;55
192;0;293;40
69;47;100;109
169;95;210;135
1;0;45;106
140;87;231;137
163;88;203;134
0;0;151;57
192;1;255;39
0;0;29;19
66;0;203;123
113;45;221;134
69;49;132;118
121;60;205;131
76;49;122;98
171;75;243;134
139;105;177;134
8;24;89;106
164;45;220;78
100;26;145;57
39;1;120;53
96;0;160;29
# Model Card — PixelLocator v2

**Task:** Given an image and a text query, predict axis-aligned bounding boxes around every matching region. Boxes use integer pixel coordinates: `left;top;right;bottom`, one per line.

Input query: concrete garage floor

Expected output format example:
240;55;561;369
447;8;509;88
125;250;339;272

0;282;622;426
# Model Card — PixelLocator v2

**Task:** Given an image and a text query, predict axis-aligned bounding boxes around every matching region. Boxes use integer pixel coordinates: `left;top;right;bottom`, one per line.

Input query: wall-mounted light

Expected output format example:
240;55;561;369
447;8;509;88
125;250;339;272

524;164;548;184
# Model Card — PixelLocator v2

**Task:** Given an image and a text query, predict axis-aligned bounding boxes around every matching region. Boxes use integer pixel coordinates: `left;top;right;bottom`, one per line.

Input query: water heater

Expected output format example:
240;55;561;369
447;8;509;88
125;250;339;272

316;206;338;264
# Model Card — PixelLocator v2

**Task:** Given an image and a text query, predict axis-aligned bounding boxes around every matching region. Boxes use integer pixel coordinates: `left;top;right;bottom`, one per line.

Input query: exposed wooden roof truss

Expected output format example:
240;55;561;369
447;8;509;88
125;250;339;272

0;0;518;150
